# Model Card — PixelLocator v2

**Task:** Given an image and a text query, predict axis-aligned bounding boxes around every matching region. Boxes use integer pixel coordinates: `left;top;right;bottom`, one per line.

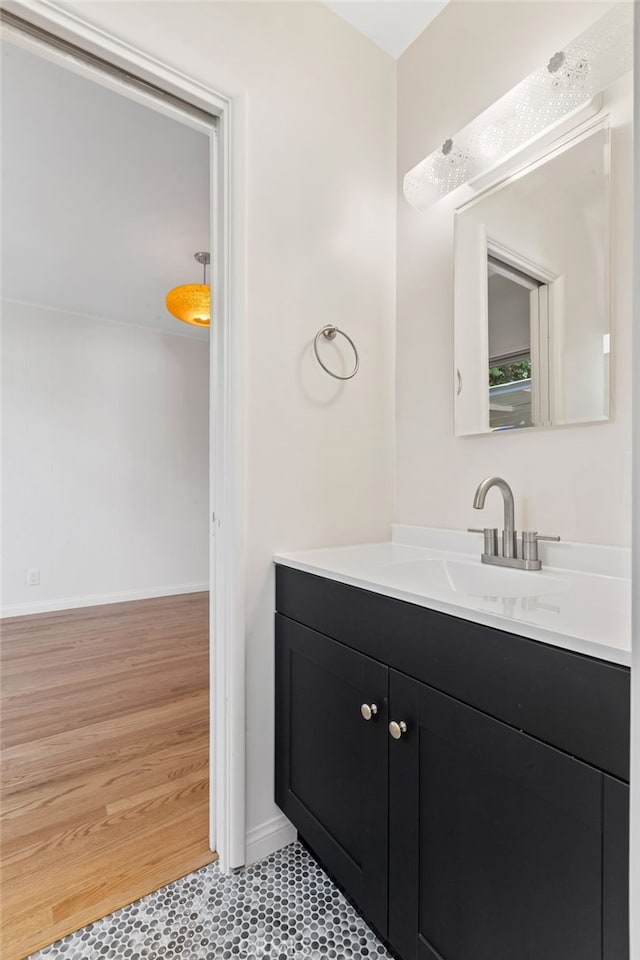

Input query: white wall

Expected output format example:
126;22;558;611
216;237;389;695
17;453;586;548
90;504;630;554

49;0;397;851
396;1;632;546
629;9;639;958
1;300;210;614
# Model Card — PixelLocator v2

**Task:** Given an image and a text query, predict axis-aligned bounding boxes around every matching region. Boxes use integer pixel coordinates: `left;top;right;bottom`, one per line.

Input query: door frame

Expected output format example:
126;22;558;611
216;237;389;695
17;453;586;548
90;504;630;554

1;0;247;871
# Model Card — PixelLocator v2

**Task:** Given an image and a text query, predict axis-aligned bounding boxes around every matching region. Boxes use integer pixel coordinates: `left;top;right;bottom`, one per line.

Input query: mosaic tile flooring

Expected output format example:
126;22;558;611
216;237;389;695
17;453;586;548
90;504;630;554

29;841;392;960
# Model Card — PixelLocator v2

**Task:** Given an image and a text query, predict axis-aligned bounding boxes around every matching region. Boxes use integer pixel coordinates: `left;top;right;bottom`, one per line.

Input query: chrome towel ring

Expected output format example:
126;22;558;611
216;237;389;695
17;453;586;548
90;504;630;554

313;325;360;381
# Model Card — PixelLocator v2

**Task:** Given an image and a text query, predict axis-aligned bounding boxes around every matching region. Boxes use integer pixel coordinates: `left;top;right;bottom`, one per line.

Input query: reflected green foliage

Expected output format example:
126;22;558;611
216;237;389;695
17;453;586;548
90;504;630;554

489;360;532;386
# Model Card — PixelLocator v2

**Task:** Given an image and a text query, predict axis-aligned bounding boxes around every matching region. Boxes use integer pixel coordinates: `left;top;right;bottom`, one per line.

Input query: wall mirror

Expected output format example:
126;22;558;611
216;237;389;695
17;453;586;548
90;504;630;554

453;120;610;436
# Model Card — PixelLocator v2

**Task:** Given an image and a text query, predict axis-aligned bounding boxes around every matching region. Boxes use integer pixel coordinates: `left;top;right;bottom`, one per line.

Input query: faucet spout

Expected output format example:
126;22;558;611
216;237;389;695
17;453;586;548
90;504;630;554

473;476;516;558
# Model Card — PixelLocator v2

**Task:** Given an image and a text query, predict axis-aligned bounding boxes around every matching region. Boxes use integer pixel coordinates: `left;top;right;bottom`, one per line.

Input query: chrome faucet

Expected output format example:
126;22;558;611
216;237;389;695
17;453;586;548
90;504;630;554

473;476;516;558
469;476;560;571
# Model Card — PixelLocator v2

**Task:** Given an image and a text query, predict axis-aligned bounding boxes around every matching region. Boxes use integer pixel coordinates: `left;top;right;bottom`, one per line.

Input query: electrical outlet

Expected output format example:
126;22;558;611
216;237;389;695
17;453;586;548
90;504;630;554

27;568;40;587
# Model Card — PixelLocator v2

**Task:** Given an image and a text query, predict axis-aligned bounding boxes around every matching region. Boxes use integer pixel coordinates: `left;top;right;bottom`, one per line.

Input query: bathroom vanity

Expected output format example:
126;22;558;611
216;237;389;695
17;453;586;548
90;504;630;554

274;537;630;960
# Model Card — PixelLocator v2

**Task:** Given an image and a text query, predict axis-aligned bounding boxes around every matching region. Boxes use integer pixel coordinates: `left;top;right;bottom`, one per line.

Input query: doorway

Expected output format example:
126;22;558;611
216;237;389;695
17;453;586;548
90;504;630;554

0;18;229;959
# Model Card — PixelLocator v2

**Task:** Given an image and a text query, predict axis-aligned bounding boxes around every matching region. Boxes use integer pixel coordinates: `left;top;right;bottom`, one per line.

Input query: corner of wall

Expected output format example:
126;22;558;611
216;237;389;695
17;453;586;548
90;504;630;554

245;814;297;867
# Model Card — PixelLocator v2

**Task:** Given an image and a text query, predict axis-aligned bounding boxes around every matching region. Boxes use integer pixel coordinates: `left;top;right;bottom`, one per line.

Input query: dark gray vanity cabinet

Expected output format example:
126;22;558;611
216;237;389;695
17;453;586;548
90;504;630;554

275;566;630;960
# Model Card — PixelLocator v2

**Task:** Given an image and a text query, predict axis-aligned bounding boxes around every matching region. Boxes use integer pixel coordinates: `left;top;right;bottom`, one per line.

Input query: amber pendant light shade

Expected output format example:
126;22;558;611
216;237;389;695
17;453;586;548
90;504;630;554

166;283;210;327
166;252;211;327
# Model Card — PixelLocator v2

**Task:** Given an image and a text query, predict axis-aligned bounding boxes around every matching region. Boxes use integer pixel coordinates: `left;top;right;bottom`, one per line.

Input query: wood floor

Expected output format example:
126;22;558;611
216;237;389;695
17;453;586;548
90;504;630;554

0;592;216;960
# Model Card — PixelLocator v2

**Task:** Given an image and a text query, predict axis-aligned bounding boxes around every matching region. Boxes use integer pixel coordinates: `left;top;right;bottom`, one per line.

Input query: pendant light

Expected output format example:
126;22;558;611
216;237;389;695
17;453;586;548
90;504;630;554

166;251;210;327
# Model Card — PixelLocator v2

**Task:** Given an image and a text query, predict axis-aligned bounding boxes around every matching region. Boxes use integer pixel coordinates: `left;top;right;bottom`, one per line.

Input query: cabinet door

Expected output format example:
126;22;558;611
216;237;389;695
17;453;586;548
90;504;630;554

388;671;613;960
603;776;630;960
275;614;389;936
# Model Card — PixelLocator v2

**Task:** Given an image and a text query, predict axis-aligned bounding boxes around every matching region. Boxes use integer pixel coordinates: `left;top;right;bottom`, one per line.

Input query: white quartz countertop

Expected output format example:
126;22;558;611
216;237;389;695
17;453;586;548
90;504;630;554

274;530;631;667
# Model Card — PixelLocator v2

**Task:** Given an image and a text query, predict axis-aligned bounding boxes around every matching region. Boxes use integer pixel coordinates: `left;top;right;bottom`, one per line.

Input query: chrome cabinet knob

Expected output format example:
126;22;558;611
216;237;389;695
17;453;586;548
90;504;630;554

360;703;378;721
389;720;408;740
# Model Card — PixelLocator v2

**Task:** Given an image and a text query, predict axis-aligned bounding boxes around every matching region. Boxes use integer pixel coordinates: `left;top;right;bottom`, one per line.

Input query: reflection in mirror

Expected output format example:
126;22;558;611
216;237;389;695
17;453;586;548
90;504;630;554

453;106;620;437
487;257;536;430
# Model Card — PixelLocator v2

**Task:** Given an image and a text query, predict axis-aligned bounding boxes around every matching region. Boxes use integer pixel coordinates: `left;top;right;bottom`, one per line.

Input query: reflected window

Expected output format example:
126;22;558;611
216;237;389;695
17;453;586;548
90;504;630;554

487;256;540;431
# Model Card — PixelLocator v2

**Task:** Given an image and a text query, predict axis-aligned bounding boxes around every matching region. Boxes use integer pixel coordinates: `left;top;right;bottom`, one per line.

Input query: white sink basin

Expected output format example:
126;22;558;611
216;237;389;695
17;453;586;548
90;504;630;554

382;558;568;599
444;560;568;598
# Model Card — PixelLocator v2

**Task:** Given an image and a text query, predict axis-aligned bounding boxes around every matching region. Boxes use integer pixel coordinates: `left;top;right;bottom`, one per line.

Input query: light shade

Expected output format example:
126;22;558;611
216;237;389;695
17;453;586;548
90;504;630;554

403;4;632;209
165;283;210;327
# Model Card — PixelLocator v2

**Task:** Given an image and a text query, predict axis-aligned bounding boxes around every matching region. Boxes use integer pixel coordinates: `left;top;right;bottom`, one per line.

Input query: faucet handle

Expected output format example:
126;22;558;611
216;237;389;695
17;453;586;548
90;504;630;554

468;527;498;556
521;531;560;562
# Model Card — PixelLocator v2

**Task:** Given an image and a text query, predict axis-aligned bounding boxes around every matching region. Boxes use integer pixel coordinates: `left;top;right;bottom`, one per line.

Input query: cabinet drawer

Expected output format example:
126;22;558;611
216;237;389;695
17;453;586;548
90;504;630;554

275;566;630;780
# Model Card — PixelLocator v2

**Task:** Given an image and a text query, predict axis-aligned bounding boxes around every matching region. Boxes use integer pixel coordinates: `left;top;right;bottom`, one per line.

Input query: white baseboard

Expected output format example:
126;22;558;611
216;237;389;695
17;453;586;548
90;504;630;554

0;582;210;619
245;813;297;866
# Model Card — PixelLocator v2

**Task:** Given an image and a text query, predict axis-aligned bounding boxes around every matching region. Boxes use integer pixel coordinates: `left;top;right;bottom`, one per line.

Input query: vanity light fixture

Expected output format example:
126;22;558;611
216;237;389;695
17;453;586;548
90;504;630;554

403;4;632;210
166;251;210;327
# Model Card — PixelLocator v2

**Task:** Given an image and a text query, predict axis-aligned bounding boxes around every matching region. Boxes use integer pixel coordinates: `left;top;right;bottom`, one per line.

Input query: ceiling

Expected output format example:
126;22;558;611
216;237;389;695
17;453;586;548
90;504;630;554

323;1;448;58
1;41;211;339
